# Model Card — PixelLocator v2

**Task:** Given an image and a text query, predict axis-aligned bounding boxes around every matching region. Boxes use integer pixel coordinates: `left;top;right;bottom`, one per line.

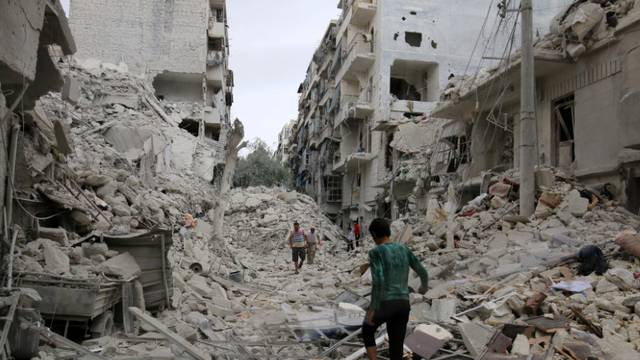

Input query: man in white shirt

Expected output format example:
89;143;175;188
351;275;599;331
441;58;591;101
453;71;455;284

307;227;322;264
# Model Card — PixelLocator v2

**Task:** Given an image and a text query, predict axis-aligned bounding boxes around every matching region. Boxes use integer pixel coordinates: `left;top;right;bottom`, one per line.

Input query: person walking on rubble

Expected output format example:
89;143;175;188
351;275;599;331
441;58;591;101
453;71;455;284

346;225;356;252
307;227;322;265
362;218;429;360
354;220;362;248
288;221;308;274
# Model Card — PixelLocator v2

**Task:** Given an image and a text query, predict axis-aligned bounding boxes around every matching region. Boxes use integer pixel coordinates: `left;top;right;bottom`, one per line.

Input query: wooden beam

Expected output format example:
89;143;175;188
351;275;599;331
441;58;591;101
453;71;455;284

128;307;211;360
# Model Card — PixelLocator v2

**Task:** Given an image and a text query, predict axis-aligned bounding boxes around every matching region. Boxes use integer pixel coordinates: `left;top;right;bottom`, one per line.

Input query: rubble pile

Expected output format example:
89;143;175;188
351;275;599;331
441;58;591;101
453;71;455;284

383;167;640;358
54;186;363;359
224;186;345;253
441;0;639;101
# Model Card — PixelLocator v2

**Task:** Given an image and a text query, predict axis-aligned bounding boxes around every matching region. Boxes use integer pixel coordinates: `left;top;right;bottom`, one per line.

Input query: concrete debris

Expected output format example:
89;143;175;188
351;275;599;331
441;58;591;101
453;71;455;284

98;252;141;279
43;244;70;275
441;0;638;102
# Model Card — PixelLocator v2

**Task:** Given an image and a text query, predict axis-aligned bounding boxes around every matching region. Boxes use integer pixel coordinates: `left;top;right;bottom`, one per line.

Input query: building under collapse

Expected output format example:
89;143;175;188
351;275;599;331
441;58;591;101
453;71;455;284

285;0;569;227
434;0;640;215
70;0;234;147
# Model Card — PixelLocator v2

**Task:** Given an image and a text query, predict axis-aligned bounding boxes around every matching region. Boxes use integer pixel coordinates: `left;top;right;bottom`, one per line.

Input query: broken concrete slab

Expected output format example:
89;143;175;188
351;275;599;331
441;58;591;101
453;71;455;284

459;322;493;358
98;252;141;279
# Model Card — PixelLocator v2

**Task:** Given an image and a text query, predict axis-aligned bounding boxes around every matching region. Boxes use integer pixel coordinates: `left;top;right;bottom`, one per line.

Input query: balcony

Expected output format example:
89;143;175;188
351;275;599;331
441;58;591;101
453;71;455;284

206;51;225;67
333;151;375;172
390;100;436;114
350;0;377;26
208;20;225;38
320;125;338;142
335;35;375;83
206;65;224;88
319;87;334;107
335;96;373;128
203;106;221;127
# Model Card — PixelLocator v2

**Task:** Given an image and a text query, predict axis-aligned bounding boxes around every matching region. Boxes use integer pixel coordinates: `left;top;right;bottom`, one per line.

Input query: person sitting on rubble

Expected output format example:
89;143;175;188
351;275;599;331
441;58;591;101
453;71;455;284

306;227;322;265
287;221;308;274
362;218;429;360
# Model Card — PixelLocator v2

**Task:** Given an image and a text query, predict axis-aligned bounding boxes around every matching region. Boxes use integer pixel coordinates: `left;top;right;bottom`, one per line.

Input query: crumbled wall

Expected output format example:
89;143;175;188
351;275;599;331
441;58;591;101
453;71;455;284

69;0;208;75
0;0;46;82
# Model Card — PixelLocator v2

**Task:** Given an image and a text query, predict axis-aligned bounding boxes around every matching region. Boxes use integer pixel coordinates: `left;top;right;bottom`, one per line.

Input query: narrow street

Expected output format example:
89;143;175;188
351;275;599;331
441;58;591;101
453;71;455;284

2;0;640;359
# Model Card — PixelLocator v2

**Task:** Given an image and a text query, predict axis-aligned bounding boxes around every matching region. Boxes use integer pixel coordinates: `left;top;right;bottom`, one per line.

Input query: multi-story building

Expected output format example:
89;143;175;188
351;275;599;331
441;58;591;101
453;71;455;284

69;0;233;145
286;0;569;228
276;120;296;164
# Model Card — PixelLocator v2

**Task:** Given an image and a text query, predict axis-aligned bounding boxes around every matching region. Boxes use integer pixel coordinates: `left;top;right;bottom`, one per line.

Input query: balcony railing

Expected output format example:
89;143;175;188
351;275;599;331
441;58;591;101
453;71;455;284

350;0;377;26
335;95;373;128
207;51;225;67
208;20;225;38
335;34;375;82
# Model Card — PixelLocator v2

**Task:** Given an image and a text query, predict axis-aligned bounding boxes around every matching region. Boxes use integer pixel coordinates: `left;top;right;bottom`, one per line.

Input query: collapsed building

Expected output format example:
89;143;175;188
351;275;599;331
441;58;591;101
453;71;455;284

70;0;234;149
284;0;571;228
2;0;640;359
275;119;295;165
434;0;640;215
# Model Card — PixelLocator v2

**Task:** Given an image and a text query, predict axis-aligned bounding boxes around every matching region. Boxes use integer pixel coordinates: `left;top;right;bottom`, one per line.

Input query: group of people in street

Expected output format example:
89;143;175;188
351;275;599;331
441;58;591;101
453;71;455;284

287;221;322;274
287;218;429;360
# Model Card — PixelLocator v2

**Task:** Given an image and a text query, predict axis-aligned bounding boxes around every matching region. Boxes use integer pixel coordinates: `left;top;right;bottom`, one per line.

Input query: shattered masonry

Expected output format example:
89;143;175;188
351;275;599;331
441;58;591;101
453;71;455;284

2;0;640;360
283;0;570;229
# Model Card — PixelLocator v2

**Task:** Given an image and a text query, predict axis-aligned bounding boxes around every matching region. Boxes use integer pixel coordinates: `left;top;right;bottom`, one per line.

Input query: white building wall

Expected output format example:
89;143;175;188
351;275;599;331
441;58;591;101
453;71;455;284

69;0;208;75
354;0;572;220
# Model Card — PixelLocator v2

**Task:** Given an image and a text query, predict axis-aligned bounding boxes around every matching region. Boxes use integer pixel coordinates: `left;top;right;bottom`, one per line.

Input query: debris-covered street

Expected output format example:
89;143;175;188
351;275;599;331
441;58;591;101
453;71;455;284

2;0;640;359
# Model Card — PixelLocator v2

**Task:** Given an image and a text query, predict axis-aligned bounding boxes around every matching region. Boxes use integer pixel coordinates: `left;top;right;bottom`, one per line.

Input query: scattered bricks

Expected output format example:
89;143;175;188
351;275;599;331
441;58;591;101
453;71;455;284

523;292;547;315
489;182;513;198
538;192;563;209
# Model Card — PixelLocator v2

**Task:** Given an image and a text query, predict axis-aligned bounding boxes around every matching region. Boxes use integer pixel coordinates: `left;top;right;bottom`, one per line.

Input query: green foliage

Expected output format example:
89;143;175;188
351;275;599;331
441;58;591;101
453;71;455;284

233;139;290;188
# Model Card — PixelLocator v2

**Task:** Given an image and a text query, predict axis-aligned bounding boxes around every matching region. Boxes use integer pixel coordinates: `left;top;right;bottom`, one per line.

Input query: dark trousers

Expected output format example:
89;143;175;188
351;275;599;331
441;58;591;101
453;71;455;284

362;300;410;360
347;241;354;252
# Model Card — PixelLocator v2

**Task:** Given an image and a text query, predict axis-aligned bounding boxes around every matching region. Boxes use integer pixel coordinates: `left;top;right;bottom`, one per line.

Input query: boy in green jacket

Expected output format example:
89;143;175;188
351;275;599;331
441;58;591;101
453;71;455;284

363;218;429;360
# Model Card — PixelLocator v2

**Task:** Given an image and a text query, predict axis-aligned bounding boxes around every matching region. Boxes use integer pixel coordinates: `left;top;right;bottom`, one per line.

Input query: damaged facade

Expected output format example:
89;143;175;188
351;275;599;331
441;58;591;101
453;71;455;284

285;0;569;227
435;0;640;215
70;0;234;147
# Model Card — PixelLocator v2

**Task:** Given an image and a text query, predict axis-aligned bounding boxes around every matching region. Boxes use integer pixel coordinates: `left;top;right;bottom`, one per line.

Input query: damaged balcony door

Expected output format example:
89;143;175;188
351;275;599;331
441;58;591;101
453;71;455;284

553;95;576;169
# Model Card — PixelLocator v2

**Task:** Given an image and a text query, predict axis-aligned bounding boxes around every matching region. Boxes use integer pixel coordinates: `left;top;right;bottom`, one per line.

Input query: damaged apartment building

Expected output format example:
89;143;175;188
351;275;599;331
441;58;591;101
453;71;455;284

70;0;234;157
285;0;567;226
434;0;640;215
0;0;238;358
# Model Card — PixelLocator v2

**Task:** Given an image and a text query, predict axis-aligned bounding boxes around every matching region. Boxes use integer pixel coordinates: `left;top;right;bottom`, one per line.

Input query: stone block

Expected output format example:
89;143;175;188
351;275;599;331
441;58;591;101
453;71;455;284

43;244;70;274
459;322;493;358
62;76;81;105
98;252;141;279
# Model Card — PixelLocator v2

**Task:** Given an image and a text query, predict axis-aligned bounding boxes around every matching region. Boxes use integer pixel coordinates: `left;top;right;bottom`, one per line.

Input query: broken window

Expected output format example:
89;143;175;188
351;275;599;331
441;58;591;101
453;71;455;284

390;60;439;102
208;37;224;51
385;133;394;171
325;175;342;203
205;126;220;141
179;119;200;137
390;78;421;101
552;95;575;167
153;72;203;102
404;32;422;47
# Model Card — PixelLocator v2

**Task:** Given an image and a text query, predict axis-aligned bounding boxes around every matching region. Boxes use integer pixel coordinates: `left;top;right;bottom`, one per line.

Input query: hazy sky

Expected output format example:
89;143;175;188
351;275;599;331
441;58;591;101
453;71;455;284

59;0;338;149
